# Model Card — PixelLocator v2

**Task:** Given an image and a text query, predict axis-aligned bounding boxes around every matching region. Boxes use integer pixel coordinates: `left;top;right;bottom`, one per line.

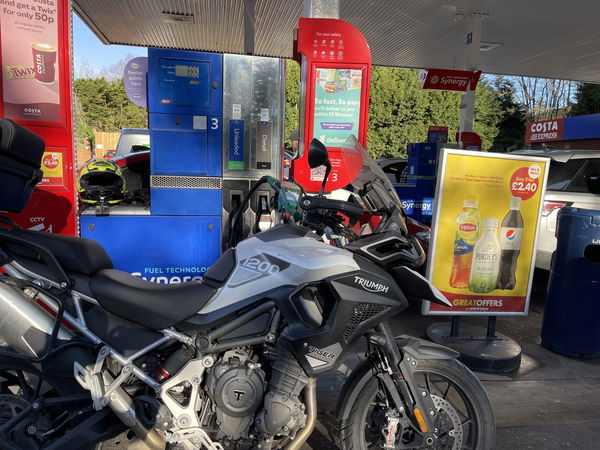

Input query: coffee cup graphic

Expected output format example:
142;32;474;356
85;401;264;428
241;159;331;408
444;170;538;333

31;42;57;83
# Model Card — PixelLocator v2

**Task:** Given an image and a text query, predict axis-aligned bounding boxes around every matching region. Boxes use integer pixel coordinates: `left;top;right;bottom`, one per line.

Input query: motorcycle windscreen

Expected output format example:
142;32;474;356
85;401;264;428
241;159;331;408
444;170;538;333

391;266;452;307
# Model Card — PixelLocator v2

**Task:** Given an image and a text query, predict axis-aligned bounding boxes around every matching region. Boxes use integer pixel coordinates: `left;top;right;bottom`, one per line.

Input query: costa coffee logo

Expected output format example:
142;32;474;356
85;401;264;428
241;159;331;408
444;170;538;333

530;120;559;133
459;223;477;233
526;118;564;143
43;154;59;169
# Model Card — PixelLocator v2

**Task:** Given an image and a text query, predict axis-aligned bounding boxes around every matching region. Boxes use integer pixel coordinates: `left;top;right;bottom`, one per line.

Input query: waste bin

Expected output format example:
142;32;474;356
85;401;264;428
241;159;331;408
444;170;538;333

541;207;600;358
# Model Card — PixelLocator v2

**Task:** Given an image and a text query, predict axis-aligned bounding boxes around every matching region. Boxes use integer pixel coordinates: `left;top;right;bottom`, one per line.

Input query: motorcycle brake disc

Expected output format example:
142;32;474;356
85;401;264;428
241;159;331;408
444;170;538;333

430;394;463;450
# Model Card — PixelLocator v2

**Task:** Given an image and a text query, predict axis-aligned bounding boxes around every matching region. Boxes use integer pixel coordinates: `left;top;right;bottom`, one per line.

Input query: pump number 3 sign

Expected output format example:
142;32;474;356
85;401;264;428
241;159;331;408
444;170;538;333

423;149;549;316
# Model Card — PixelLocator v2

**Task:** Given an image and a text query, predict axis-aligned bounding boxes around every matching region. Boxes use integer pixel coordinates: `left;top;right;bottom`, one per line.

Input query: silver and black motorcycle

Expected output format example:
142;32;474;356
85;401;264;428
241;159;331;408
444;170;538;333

0;132;495;449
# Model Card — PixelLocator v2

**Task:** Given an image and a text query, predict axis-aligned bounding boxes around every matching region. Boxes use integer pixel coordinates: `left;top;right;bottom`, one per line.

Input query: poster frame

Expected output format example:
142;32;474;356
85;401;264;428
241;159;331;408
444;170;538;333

422;148;550;316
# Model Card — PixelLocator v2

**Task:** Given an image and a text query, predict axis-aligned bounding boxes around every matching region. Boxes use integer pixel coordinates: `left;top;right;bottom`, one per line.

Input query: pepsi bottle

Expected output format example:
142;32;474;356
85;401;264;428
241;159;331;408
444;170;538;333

496;197;524;290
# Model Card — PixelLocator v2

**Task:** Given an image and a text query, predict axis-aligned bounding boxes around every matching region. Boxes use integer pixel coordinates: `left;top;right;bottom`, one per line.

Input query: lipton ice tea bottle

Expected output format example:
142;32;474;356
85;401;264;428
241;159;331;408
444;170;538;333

449;200;481;288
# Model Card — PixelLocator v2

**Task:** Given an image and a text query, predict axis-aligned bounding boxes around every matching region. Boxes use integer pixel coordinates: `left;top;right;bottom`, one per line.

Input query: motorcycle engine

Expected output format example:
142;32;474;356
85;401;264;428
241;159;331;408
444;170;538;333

204;349;267;441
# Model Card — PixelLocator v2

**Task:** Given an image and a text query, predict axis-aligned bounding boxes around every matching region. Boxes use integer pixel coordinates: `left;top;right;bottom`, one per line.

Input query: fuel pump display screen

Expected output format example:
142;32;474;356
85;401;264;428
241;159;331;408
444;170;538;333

175;65;200;78
158;58;209;107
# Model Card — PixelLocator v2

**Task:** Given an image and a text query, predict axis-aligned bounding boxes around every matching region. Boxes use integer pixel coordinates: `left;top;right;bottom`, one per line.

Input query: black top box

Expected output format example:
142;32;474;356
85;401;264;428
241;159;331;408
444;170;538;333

0;118;45;213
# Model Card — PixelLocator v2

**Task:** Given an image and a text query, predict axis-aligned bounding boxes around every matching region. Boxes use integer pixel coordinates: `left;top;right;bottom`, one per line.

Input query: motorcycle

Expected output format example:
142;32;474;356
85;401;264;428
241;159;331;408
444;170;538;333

0;130;495;449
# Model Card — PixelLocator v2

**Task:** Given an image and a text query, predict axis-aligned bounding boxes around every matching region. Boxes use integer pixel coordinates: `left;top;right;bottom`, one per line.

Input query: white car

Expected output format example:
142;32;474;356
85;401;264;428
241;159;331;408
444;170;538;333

512;149;600;270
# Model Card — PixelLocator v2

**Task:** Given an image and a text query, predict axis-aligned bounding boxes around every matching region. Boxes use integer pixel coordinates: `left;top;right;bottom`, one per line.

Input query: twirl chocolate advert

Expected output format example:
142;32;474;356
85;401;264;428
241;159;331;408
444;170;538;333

424;149;549;316
1;0;61;123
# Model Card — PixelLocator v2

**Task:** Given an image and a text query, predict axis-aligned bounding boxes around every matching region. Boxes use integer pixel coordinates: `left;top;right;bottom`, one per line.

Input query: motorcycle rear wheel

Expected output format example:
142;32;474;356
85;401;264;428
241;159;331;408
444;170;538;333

340;358;495;449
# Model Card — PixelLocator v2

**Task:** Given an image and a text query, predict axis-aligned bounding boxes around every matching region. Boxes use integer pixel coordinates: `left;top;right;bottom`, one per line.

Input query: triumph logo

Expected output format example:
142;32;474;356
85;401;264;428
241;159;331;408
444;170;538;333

354;276;390;294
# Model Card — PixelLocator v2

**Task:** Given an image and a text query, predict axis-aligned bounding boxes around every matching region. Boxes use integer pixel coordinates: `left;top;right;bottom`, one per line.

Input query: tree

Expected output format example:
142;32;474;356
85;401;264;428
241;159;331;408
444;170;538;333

570;83;600;116
490;77;526;152
284;64;502;159
74;78;148;139
284;60;300;149
367;67;501;158
513;76;576;121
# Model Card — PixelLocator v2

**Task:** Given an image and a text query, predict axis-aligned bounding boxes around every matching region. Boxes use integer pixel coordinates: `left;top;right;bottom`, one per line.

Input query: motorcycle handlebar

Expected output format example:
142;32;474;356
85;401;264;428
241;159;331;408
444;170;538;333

299;195;364;219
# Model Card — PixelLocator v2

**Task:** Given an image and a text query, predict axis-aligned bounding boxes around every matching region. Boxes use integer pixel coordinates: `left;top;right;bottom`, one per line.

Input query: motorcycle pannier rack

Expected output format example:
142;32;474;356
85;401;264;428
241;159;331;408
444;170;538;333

0;118;45;213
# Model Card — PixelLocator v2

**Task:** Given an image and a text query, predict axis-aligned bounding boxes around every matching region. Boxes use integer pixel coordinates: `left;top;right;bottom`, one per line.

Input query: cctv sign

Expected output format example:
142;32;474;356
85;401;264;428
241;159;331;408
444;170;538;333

525;118;565;143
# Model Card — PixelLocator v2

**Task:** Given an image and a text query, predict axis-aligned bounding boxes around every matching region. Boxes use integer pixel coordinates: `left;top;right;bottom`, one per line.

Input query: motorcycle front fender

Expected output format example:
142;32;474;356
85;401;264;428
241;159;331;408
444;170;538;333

335;335;458;421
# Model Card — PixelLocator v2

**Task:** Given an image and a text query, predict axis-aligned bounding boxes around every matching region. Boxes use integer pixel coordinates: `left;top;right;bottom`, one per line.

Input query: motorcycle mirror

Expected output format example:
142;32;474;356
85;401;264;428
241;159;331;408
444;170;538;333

285;129;303;161
308;138;329;169
284;147;302;161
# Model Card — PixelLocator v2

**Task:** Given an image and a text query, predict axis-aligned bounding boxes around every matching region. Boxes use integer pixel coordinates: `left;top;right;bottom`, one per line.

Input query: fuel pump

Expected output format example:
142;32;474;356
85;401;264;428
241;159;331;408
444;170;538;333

80;49;284;283
221;54;285;247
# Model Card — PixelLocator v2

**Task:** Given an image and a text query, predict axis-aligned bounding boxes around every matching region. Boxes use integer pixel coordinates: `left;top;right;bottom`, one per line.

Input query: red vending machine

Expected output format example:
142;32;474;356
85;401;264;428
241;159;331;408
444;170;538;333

0;0;77;235
293;18;372;193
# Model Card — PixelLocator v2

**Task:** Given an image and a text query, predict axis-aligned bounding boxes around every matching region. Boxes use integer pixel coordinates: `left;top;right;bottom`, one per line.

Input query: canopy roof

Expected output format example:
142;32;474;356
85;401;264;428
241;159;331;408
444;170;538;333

73;0;600;82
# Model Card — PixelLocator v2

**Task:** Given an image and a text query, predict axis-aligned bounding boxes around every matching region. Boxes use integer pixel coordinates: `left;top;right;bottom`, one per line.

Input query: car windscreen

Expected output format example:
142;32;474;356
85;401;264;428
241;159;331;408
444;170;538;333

564;159;600;193
546;159;585;191
116;132;150;157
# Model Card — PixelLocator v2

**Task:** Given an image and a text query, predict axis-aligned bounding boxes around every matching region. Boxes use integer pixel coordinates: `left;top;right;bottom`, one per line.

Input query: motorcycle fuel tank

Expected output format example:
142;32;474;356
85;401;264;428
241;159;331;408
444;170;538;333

199;225;359;314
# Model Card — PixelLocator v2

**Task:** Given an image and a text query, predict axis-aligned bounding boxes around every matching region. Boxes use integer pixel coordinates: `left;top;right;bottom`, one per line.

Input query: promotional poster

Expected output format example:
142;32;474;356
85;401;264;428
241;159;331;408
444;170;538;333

1;0;62;123
423;149;549;316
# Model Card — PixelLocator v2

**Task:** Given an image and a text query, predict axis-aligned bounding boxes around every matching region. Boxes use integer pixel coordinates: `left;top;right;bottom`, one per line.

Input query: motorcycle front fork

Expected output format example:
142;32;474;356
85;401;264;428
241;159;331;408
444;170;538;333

371;322;438;446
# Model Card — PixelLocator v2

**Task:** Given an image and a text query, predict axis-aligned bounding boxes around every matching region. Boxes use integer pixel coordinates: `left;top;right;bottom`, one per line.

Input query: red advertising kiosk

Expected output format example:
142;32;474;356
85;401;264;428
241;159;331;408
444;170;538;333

0;0;77;235
293;18;371;193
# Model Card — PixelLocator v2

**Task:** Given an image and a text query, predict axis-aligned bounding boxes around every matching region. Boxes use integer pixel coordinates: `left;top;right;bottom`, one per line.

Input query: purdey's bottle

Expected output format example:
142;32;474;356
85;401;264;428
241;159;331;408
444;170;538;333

496;197;524;290
469;217;502;294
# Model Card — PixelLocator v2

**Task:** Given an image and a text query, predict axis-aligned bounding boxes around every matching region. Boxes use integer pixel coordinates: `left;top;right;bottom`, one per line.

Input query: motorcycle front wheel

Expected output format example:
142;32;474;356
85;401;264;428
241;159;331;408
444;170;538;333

340;358;495;449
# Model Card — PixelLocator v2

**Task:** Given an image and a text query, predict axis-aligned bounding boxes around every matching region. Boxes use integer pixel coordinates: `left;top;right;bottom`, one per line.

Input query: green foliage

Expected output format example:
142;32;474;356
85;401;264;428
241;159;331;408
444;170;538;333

73;77;148;140
570;83;600;116
367;68;501;158
284;65;502;159
284;60;301;150
490;77;526;152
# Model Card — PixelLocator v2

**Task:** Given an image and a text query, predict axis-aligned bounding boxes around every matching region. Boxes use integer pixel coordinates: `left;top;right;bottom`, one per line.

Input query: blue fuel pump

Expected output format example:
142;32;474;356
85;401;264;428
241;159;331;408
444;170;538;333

80;49;284;283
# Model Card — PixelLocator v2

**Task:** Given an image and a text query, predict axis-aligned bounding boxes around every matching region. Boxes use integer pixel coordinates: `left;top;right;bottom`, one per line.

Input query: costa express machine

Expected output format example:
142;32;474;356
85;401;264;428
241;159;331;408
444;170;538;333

80;49;284;283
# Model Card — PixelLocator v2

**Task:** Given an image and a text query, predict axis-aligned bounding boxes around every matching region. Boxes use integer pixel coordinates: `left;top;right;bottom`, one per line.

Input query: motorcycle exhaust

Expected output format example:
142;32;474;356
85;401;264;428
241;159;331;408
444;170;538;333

285;378;317;450
0;281;72;357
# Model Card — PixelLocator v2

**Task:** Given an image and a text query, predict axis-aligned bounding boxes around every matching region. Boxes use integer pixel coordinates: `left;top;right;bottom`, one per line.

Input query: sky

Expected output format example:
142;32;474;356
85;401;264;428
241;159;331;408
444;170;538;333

73;14;146;78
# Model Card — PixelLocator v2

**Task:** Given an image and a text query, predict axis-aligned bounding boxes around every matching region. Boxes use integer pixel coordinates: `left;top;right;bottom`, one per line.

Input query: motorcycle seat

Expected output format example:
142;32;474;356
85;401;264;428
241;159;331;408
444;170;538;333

0;228;113;276
90;269;217;330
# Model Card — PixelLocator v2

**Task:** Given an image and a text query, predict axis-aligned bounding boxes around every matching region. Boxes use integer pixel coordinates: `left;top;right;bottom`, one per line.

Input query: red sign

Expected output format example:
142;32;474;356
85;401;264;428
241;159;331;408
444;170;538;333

428;292;527;314
293;18;372;192
420;69;481;92
456;131;482;150
428;125;448;144
525;118;565;143
0;0;77;235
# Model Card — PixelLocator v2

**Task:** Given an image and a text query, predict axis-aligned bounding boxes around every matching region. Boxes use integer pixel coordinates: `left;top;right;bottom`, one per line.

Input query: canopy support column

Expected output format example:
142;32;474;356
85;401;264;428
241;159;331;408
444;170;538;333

303;0;339;19
458;7;484;147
